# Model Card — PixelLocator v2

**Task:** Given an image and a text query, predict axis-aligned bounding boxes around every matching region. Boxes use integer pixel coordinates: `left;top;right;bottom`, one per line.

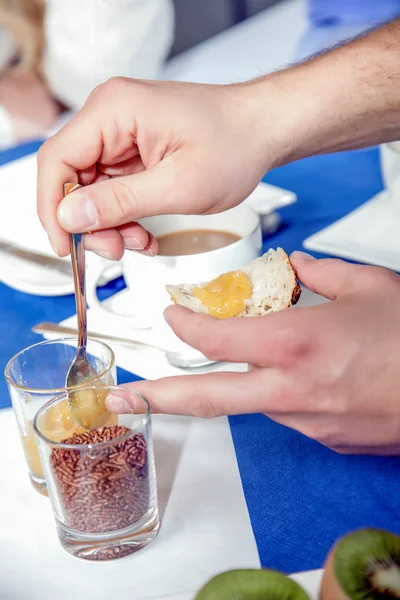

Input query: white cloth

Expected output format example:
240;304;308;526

0;0;174;145
43;0;175;110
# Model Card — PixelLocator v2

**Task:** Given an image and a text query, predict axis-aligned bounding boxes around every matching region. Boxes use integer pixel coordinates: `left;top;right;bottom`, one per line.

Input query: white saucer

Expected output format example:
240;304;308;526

0;249;122;297
0;251;73;296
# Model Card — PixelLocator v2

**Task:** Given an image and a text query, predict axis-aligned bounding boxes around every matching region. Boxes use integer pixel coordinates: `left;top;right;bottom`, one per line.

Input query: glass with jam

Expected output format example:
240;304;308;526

4;338;116;495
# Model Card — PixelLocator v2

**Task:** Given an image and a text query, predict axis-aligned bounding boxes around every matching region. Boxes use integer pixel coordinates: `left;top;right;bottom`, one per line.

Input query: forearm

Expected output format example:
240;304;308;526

244;18;400;168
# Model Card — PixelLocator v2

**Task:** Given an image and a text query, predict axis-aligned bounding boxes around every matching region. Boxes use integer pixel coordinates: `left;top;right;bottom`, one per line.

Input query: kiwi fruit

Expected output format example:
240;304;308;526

321;528;400;599
194;569;310;600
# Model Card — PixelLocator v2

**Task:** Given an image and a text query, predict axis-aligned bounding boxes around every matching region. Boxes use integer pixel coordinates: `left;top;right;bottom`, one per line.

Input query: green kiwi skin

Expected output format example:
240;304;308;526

334;528;400;599
194;569;310;600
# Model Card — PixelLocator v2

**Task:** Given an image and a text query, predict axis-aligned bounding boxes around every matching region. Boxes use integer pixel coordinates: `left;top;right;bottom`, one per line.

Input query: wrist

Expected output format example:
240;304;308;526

233;72;312;172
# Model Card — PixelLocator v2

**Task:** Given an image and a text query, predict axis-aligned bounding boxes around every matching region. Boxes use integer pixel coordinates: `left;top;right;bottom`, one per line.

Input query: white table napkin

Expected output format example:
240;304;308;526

0;154;59;255
303;191;400;272
0;154;121;295
0;408;260;600
1;397;323;600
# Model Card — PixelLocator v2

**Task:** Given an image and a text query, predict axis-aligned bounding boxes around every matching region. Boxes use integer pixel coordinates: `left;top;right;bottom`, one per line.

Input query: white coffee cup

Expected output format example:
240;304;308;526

86;203;262;331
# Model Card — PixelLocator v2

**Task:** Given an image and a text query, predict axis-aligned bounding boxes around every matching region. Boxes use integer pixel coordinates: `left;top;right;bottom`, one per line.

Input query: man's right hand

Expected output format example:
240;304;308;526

37;77;275;259
38;18;400;259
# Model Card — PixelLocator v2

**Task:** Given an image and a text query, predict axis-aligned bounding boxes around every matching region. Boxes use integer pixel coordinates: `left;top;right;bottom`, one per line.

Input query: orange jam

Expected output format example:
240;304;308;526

21;399;117;478
193;270;252;319
69;384;111;430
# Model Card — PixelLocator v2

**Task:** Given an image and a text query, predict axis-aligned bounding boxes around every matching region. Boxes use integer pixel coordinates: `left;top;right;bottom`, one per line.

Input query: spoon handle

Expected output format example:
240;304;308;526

70;232;87;349
31;321;165;351
64;183;87;350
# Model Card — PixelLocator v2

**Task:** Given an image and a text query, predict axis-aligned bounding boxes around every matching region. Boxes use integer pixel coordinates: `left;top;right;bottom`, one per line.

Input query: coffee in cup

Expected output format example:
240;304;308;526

157;229;242;256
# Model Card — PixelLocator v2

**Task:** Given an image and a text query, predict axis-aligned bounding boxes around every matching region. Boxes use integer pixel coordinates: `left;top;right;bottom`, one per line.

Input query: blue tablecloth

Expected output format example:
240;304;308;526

1;140;399;574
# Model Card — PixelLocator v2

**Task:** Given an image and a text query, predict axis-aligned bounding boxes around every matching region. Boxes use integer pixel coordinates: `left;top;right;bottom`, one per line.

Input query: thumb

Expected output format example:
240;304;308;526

290;251;370;300
56;156;195;232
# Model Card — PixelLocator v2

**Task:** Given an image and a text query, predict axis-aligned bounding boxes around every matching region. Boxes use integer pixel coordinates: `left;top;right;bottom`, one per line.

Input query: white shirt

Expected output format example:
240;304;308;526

0;0;174;148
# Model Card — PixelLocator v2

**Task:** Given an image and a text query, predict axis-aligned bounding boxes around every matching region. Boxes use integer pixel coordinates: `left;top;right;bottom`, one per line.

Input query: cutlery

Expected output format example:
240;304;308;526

64;183;110;429
32;321;218;369
0;240;71;276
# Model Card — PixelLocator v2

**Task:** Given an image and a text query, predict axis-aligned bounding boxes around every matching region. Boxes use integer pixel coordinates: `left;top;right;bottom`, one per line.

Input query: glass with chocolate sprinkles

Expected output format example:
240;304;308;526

34;385;159;561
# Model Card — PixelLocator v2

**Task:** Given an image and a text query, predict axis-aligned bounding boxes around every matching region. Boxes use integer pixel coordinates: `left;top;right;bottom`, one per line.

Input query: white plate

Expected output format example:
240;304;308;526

0;153;296;296
0;248;121;297
303;190;400;271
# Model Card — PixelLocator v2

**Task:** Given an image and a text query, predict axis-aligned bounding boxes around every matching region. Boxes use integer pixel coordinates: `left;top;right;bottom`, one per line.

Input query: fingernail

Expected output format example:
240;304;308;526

58;195;97;230
50;241;60;256
163;308;171;325
124;237;144;250
140;249;154;257
105;397;133;414
95;251;114;260
291;251;315;260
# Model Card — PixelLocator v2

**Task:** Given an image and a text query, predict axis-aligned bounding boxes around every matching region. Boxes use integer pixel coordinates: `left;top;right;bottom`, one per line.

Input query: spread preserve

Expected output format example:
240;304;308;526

193;270;252;319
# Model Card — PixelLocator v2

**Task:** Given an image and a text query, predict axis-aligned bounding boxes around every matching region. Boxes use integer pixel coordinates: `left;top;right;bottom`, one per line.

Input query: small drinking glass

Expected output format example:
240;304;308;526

4;338;116;495
34;385;159;561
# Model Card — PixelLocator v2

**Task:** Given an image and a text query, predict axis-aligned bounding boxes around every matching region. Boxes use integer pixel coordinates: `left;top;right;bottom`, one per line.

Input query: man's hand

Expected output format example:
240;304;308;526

37;77;275;259
37;19;400;261
107;253;400;455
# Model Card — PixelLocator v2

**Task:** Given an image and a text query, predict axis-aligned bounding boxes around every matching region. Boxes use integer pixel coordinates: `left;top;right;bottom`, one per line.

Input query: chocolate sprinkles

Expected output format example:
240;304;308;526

50;425;149;533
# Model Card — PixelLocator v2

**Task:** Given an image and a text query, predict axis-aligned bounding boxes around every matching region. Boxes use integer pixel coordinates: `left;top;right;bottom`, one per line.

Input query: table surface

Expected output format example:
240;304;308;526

1;0;400;582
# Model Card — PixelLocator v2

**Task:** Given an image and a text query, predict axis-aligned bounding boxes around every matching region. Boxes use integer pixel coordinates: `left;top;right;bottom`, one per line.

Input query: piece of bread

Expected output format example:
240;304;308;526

166;248;301;318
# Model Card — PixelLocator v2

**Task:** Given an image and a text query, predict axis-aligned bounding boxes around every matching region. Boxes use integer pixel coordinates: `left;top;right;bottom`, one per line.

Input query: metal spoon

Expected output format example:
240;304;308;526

32;321;218;369
64;183;110;430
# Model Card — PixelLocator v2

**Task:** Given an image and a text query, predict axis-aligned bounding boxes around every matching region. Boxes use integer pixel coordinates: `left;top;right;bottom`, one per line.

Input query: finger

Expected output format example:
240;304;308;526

91;172;111;185
37;78;140;256
98;155;144;177
331;444;400;455
84;225;158;258
163;305;309;368
137;233;158;257
37;111;107;257
106;368;288;417
118;222;153;251
78;165;98;186
55;153;200;233
290;252;374;300
84;229;124;260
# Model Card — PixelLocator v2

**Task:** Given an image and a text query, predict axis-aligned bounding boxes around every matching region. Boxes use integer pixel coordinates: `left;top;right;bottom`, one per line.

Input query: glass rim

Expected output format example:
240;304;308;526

4;337;115;394
33;385;150;451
